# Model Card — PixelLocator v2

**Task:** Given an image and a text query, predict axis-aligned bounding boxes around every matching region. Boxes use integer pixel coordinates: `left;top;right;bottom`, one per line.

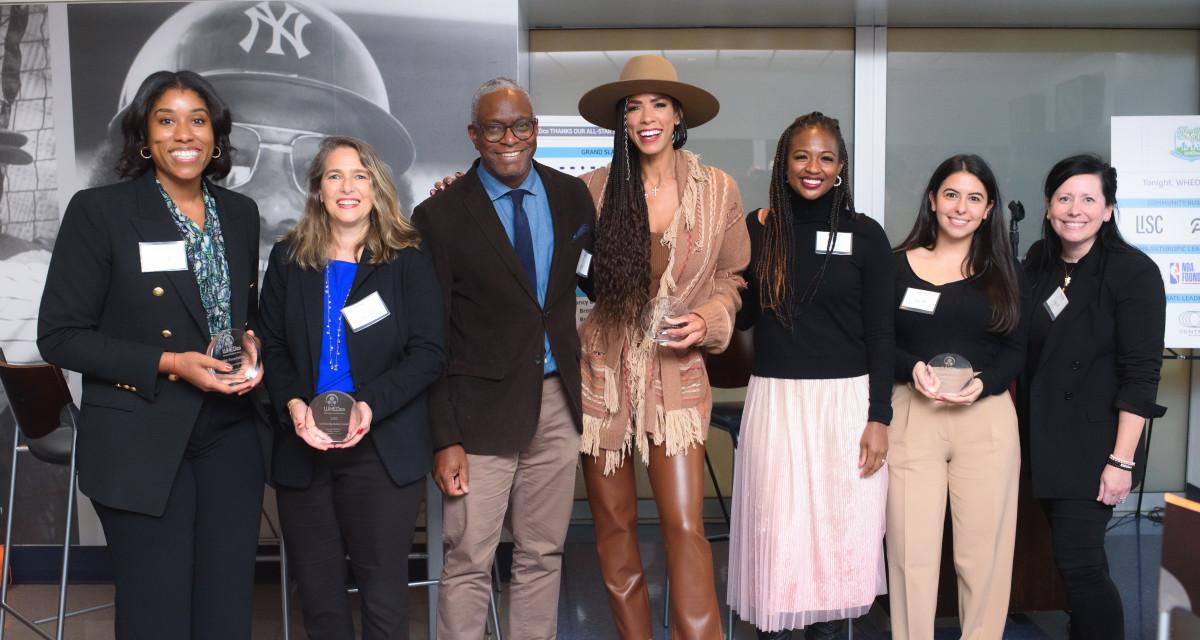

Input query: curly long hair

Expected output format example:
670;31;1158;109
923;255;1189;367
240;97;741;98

284;136;420;270
895;154;1021;334
591;97;686;329
757;112;855;323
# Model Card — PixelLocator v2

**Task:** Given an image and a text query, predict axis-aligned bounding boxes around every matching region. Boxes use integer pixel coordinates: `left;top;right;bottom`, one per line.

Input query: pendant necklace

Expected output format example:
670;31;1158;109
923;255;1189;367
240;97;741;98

324;262;353;371
1062;260;1077;290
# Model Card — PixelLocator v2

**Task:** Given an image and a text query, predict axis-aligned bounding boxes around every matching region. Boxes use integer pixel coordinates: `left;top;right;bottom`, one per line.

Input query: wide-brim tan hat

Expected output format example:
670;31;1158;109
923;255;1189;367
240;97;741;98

578;54;719;130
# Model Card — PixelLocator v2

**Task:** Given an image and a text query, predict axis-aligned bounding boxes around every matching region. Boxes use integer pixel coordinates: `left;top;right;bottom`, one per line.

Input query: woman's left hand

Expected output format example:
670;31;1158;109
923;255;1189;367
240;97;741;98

234;330;265;396
934;376;983;406
661;313;707;350
335;401;373;449
858;421;888;478
1097;464;1133;506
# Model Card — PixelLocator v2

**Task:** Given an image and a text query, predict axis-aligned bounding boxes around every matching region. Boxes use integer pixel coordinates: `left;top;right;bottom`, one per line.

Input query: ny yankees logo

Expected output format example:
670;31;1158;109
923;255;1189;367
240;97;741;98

239;1;312;59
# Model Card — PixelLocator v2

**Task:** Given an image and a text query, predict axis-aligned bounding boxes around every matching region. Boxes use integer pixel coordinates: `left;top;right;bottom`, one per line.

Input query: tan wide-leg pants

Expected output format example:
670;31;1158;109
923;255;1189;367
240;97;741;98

437;376;580;640
885;383;1020;640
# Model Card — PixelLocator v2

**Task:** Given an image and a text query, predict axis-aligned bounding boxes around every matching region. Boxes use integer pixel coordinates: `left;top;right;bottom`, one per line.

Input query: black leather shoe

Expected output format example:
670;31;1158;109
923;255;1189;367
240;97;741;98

756;630;792;640
804;619;844;640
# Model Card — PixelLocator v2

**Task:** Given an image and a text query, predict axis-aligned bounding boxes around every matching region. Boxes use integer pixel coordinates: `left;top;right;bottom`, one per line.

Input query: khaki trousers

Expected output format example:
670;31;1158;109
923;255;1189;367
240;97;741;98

436;377;580;640
885;383;1020;640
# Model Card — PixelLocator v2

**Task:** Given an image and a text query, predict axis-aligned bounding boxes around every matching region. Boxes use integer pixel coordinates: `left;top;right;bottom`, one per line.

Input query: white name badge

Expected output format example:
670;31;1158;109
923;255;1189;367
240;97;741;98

1044;287;1069;320
815;231;852;255
342;291;390;332
899;287;941;314
138;241;188;273
576;250;592;278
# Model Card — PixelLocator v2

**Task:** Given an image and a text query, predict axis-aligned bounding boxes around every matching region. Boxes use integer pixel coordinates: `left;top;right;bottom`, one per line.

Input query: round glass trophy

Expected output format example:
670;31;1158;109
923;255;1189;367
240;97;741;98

640;296;688;345
206;329;261;385
927;353;974;393
310;391;354;444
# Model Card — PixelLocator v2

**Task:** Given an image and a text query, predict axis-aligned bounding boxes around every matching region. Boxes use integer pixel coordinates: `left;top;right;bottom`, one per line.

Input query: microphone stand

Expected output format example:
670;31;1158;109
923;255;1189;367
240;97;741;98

1008;200;1025;259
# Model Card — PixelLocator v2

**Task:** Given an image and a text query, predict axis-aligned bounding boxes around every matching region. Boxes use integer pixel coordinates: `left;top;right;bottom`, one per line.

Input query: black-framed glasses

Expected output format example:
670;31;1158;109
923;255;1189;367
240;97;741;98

217;123;324;195
476;117;538;143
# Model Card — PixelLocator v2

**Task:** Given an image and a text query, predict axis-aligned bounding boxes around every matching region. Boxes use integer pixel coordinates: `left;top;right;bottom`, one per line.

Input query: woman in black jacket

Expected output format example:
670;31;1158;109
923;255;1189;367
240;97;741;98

38;70;264;638
1020;154;1165;640
258;136;445;639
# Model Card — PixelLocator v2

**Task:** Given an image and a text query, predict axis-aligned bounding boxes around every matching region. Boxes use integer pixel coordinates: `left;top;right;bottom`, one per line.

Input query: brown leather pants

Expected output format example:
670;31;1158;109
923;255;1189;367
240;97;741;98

582;443;723;640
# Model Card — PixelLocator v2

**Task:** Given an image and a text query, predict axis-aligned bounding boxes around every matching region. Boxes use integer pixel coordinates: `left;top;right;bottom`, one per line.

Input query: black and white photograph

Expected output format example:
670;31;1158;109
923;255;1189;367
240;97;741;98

67;0;520;252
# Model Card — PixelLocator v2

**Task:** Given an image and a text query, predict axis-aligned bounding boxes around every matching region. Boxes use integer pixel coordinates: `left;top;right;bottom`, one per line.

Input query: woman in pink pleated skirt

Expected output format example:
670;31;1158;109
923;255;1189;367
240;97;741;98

728;112;893;639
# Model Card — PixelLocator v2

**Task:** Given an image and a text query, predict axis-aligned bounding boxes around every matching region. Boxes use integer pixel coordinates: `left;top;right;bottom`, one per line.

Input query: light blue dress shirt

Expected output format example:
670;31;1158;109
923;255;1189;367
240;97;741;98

477;165;557;375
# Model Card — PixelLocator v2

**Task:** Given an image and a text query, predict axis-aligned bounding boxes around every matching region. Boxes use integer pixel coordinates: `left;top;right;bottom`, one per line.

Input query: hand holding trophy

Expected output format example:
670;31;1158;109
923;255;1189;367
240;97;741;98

206;329;262;385
927;353;974;394
640;296;689;346
310;391;355;445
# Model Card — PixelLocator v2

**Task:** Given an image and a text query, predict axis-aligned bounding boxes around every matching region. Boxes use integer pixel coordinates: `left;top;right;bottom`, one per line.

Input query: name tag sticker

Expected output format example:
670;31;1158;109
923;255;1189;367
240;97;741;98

139;241;188;273
815;231;852;255
1044;287;1069;320
342;291;390;332
576;250;592;278
899;287;941;314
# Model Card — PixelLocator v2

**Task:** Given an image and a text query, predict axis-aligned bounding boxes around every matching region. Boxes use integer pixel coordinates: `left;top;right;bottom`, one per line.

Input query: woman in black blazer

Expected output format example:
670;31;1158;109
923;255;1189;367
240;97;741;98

38;71;265;638
258;135;445;639
1020;154;1165;640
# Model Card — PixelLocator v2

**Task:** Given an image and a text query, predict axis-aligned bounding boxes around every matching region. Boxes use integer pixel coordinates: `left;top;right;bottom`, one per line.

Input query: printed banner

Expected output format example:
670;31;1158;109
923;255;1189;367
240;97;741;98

1112;116;1200;348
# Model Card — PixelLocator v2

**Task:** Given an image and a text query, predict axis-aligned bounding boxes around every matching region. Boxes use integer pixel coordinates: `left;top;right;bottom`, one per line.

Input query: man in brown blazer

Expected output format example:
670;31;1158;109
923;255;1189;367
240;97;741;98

411;78;593;639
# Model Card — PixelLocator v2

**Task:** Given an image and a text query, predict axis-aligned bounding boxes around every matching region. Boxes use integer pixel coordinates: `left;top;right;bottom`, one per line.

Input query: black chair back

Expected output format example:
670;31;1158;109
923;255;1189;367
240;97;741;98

0;359;73;440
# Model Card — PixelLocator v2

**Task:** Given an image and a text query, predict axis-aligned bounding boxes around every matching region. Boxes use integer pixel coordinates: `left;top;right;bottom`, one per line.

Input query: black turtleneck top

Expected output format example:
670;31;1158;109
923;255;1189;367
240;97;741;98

737;190;895;424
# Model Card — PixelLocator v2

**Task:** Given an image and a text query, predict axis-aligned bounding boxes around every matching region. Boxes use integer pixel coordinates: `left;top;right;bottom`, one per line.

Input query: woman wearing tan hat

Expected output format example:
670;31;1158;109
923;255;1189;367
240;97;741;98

576;54;749;639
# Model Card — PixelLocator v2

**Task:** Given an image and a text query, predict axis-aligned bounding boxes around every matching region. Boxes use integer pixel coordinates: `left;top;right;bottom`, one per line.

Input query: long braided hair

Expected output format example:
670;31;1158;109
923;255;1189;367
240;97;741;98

592;97;687;329
757;112;855;324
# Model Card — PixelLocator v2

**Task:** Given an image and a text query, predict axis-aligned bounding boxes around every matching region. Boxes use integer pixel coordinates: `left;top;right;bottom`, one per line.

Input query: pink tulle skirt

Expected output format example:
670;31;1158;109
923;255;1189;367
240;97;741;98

727;375;888;632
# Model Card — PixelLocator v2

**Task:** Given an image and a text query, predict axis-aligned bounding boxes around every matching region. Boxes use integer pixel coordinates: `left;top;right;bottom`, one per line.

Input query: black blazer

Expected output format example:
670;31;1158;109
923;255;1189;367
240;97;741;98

411;160;593;455
258;240;446;489
1018;239;1166;499
37;172;261;516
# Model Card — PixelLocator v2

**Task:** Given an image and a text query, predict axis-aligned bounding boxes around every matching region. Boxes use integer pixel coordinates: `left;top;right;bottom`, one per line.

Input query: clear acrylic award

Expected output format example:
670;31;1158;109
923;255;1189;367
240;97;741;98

928;352;974;393
310;391;354;444
640;296;688;346
206;329;261;385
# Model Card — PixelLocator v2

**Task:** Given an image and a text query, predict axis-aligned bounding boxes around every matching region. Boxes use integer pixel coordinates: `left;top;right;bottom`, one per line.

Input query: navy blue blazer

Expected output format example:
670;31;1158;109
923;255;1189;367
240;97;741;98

38;171;261;516
258;238;446;489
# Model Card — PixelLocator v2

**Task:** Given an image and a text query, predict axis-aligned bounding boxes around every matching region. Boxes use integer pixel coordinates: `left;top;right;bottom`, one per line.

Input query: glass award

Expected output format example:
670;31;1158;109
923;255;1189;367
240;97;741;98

310;391;354;444
206;329;261;385
640;296;688;345
928;353;974;393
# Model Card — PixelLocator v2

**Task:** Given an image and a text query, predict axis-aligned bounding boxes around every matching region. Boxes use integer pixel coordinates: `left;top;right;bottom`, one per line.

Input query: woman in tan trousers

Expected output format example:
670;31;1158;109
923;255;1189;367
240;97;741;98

576;55;749;639
887;154;1028;639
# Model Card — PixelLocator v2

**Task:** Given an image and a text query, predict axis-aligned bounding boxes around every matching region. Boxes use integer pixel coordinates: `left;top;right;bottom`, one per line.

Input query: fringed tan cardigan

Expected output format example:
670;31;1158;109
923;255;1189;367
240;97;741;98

579;150;750;474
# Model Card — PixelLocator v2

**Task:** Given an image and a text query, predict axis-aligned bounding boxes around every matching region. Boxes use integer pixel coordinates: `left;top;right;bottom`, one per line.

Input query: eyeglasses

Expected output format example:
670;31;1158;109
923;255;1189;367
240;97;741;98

475;117;538;143
216;123;324;195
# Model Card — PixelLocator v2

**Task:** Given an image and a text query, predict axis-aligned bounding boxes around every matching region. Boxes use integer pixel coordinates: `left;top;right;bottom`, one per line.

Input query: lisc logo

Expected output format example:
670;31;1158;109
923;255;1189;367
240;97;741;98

1172;126;1200;161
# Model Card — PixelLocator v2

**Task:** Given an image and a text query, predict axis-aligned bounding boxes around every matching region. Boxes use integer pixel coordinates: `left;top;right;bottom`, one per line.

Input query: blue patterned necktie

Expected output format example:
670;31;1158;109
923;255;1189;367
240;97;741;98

507;189;537;291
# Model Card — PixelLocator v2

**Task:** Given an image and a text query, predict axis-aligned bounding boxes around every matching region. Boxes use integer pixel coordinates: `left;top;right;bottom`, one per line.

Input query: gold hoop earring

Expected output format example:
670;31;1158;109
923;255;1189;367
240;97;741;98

139;147;151;159
211;147;222;159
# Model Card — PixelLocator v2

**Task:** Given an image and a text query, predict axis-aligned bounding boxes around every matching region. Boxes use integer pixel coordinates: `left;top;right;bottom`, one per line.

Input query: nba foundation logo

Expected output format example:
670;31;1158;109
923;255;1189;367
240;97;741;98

1169;262;1200;284
1172;126;1200;161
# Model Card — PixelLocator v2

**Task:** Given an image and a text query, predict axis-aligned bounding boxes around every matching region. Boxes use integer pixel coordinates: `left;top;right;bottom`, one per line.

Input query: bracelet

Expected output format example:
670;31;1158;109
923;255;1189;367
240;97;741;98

1106;456;1135;472
1109;453;1135;466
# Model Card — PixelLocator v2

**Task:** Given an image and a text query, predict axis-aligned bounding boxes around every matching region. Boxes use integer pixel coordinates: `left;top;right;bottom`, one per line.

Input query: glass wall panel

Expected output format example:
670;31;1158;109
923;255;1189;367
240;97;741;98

885;29;1200;491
